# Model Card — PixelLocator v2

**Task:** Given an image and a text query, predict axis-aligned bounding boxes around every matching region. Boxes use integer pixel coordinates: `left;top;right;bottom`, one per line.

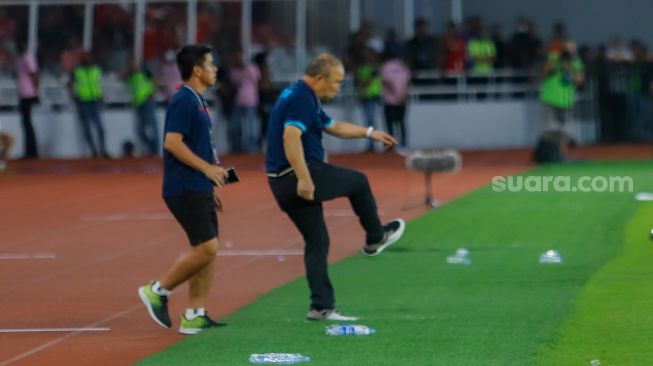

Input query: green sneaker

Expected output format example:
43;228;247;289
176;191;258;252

138;282;171;328
178;314;227;335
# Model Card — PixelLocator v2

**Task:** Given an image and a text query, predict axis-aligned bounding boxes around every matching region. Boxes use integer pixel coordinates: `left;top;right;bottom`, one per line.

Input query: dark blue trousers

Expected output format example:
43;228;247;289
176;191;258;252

268;161;384;310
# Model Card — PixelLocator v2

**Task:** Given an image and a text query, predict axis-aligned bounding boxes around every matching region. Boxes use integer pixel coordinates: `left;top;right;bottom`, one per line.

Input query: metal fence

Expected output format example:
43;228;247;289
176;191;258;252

0;0;432;78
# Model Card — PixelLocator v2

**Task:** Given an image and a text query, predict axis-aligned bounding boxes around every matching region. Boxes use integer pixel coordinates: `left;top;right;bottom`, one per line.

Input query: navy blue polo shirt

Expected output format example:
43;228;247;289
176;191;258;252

265;80;335;173
162;86;216;197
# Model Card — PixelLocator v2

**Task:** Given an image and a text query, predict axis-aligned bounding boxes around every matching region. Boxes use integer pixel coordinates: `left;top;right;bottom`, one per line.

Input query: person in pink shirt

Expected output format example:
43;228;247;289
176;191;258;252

381;52;410;147
15;41;39;159
161;49;182;101
229;51;260;153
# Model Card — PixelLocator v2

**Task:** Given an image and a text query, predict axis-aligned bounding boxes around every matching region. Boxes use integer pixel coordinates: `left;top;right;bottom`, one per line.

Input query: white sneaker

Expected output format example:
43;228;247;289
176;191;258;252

362;219;406;256
306;309;359;321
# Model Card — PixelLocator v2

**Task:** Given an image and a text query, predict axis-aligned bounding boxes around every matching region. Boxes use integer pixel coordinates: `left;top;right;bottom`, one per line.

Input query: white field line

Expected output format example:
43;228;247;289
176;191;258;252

0;253;56;260
217;249;303;256
0;236;173;295
0;328;110;333
78;205;382;221
0;235;306;366
78;202;279;222
1;191;410;365
324;209;388;217
0;308;132;366
80;212;172;221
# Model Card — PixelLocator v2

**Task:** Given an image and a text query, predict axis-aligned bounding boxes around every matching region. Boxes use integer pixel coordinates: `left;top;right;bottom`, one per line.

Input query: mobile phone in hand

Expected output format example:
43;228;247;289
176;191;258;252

225;167;240;185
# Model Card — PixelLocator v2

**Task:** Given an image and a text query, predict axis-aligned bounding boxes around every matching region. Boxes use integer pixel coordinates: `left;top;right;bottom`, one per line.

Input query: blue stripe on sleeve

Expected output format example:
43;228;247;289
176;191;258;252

323;119;335;128
284;121;307;133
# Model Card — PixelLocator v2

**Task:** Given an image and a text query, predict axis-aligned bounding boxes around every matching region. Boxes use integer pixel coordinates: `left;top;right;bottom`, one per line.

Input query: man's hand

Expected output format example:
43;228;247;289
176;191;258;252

203;165;228;187
297;177;315;201
213;190;223;212
370;130;398;147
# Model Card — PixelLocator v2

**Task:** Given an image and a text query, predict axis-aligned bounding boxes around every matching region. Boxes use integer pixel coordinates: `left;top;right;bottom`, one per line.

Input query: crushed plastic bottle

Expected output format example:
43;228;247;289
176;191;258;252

446;247;471;265
454;248;469;257
249;353;311;364
590;359;600;366
539;249;563;264
325;324;376;336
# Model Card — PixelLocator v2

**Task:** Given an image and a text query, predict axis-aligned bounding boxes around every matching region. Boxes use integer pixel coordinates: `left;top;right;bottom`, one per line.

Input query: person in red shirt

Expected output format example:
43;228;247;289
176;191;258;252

548;22;567;54
442;21;466;73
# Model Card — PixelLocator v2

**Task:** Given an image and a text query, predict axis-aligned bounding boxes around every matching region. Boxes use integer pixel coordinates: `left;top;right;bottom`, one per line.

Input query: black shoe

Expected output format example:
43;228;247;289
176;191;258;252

361;219;406;256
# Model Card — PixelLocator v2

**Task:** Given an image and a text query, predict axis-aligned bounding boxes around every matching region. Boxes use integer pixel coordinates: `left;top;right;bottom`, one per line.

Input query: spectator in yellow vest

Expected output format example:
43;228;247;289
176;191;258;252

539;41;584;134
67;51;109;158
355;48;382;151
467;26;496;75
124;59;160;156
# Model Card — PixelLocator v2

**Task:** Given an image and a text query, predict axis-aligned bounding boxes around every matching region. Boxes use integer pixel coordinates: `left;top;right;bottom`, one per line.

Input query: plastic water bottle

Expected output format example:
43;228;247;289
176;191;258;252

446;247;471;265
325;324;375;336
590;360;600;366
539;249;563;264
249;353;310;364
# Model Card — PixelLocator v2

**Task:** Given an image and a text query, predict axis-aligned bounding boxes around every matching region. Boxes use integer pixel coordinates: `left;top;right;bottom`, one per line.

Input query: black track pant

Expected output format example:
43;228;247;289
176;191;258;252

268;161;384;310
19;97;38;158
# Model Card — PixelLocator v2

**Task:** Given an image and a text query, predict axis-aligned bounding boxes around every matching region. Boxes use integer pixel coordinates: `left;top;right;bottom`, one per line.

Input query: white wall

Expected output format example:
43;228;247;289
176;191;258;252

0;101;596;159
325;100;595;152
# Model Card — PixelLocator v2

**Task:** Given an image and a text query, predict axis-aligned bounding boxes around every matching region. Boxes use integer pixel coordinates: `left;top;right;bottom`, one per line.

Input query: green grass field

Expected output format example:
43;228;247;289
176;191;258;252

138;161;653;365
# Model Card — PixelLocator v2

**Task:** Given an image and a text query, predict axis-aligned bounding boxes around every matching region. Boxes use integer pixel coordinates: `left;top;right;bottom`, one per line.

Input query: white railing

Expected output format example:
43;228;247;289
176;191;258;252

0;68;597;108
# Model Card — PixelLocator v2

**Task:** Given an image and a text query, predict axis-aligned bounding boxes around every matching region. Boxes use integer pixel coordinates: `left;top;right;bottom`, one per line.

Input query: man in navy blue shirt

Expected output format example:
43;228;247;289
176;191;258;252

266;53;406;321
138;45;228;335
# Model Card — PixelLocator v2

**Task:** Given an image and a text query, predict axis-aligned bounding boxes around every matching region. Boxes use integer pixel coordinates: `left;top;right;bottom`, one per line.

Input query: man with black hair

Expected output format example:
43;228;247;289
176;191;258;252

138;45;229;335
406;18;438;72
266;53;406;321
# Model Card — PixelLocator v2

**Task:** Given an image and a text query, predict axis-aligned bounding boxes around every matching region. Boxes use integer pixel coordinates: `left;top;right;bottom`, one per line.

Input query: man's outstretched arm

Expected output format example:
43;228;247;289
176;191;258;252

325;121;397;146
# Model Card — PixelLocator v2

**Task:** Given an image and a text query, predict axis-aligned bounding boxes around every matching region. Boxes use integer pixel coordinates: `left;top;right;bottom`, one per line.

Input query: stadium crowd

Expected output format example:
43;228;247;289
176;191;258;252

0;3;651;170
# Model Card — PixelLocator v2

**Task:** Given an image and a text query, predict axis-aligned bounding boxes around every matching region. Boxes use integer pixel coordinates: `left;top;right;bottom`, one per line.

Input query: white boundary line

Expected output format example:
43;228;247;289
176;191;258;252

0;192;411;364
80;213;172;221
217;249;303;256
0;308;132;366
324;209;388;217
0;183;159;252
0;236;173;295
0;328;110;333
78;202;280;223
0;235;306;366
0;253;56;260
